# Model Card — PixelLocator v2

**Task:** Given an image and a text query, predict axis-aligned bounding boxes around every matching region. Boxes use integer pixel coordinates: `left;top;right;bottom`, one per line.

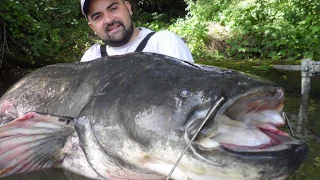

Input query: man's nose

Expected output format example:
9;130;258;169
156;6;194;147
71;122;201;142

102;12;113;24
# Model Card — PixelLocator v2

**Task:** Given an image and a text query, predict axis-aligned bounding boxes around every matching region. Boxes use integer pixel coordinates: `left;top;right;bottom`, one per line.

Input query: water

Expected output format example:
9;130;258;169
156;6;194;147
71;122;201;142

0;77;319;180
285;93;320;180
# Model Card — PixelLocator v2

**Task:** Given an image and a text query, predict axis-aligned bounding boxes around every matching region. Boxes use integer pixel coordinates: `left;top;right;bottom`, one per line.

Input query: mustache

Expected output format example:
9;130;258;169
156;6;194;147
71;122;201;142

105;20;124;31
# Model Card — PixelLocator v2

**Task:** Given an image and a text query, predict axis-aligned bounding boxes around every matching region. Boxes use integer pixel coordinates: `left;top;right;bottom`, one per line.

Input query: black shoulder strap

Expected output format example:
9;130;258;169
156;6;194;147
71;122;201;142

135;31;156;52
100;44;108;57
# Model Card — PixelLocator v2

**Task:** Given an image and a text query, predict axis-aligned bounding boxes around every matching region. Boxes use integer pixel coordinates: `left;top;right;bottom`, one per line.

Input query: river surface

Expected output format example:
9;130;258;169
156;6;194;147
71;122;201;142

0;75;319;180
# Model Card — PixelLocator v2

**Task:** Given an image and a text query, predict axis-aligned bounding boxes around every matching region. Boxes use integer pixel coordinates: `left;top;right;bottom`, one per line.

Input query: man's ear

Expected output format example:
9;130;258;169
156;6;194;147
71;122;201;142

88;22;96;34
124;1;132;15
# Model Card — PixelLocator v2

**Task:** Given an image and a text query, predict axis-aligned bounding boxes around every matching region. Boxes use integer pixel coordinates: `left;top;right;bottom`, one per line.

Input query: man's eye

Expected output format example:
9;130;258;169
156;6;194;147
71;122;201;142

92;15;101;21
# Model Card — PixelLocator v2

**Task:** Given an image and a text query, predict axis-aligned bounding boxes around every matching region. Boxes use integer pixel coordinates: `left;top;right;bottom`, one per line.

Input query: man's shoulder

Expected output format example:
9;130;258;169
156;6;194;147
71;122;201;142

87;43;101;50
81;43;101;62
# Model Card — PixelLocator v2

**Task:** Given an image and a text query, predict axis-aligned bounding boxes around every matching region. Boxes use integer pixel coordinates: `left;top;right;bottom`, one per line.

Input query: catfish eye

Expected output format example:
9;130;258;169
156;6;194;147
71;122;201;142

180;88;191;98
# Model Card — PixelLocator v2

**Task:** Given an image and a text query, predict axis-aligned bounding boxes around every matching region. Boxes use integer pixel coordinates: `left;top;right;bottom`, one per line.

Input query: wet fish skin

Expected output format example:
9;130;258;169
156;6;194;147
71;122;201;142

0;52;308;180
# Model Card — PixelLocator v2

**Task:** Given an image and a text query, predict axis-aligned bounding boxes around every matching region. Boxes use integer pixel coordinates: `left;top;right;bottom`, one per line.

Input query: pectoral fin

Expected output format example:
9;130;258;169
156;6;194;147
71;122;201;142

0;112;75;177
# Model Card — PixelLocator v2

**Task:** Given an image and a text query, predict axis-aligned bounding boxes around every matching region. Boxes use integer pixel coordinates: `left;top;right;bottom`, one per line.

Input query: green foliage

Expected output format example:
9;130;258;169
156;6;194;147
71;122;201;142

0;0;90;66
135;0;210;59
135;12;172;31
217;0;320;60
175;0;320;60
168;0;210;59
169;16;209;58
2;0;320;65
135;0;187;18
0;0;188;66
185;0;232;22
315;156;320;167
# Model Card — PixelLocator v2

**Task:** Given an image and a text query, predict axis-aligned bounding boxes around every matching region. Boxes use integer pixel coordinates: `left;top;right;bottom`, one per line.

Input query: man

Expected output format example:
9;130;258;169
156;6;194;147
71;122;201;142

80;0;194;62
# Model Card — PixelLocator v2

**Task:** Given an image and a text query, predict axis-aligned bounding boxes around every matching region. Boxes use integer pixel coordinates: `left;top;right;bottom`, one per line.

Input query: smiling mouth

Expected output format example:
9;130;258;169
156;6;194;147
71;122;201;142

105;23;123;36
108;24;121;32
188;87;298;153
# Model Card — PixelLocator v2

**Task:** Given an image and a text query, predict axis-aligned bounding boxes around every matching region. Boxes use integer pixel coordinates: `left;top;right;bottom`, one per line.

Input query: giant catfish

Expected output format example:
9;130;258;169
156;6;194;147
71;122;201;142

0;52;308;179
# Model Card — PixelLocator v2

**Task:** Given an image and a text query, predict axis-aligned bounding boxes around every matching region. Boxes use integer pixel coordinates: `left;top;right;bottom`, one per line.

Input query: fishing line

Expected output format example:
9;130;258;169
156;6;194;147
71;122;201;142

282;112;295;137
166;97;225;180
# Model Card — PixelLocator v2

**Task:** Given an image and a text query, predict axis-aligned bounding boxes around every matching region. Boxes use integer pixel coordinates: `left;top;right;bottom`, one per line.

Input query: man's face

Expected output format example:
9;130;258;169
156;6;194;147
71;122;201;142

87;0;134;47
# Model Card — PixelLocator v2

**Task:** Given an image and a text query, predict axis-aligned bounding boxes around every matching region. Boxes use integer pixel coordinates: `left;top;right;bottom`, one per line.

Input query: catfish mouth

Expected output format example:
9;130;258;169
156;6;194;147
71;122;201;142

187;87;300;153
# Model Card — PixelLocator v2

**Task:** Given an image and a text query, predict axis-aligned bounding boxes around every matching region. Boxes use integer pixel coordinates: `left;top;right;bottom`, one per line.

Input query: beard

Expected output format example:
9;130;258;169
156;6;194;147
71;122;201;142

102;20;135;47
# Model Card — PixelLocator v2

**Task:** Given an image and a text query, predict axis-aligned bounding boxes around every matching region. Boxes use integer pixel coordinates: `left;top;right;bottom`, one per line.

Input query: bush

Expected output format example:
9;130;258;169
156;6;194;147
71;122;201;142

135;0;210;59
2;0;319;65
216;0;320;60
172;0;320;60
0;0;188;66
168;0;210;59
0;0;90;66
224;0;320;59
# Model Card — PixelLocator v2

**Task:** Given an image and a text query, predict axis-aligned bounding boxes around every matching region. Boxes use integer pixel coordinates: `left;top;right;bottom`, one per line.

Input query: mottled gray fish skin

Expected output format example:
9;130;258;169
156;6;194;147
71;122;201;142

0;52;308;180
